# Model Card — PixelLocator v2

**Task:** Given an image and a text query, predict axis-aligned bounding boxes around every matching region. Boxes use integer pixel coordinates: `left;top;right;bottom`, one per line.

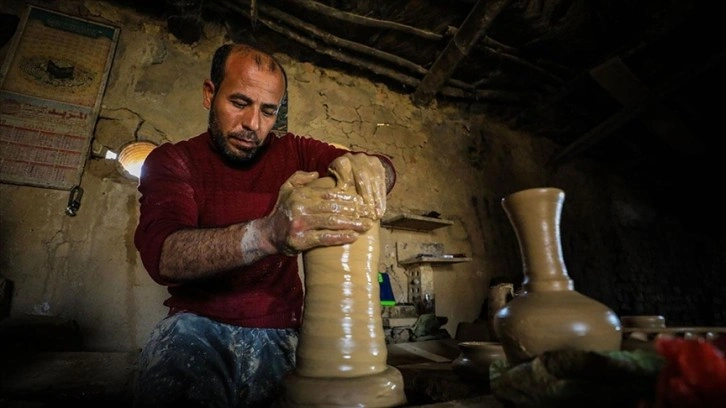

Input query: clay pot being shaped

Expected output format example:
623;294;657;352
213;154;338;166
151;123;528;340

493;187;622;365
451;341;506;383
281;176;407;407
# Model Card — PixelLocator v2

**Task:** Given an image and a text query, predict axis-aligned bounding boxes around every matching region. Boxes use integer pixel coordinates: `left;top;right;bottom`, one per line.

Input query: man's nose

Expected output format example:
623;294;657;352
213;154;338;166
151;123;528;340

240;107;260;131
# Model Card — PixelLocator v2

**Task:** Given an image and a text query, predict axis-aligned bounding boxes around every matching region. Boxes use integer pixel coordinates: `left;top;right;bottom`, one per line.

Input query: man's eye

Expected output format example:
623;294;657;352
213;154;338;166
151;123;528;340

262;110;276;117
232;101;248;108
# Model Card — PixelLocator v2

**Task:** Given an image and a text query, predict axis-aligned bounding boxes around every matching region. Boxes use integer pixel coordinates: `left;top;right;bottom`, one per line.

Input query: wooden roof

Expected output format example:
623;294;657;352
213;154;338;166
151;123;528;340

94;1;726;188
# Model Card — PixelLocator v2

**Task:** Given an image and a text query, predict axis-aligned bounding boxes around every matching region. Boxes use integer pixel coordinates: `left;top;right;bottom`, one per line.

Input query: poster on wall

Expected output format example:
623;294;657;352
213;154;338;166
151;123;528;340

0;5;119;190
272;94;288;136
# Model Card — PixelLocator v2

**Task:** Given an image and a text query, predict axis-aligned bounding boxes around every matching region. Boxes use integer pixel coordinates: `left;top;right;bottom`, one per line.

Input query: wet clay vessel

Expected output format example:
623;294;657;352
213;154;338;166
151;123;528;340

451;341;506;384
493;187;622;365
280;176;407;407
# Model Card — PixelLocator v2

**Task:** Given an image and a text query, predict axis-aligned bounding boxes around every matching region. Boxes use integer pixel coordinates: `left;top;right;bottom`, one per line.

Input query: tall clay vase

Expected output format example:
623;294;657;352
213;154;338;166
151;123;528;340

280;176;407;407
493;187;622;365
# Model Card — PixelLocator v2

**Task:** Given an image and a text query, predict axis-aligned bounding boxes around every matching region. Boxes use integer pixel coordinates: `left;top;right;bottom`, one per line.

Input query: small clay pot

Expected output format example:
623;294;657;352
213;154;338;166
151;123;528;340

620;315;667;352
451;341;506;382
620;315;666;329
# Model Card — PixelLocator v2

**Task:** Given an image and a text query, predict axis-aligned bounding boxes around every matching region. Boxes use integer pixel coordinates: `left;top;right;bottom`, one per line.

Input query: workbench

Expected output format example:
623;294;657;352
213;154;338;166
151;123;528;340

0;315;502;408
387;338;504;407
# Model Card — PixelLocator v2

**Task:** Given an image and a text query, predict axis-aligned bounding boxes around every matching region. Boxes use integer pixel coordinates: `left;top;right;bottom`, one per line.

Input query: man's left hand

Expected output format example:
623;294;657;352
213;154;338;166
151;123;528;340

329;153;387;219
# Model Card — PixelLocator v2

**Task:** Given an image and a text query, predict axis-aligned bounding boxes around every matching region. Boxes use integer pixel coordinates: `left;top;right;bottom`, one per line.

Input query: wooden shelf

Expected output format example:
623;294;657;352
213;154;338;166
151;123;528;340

382;213;453;231
399;256;472;265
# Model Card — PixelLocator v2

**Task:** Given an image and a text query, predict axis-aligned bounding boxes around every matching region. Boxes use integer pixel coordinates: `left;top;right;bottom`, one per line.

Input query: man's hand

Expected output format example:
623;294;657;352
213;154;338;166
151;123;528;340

329;153;387;219
261;171;375;255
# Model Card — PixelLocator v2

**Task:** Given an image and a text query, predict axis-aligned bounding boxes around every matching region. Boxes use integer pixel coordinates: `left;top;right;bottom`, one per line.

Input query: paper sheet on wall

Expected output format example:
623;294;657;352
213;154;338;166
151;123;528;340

0;5;119;190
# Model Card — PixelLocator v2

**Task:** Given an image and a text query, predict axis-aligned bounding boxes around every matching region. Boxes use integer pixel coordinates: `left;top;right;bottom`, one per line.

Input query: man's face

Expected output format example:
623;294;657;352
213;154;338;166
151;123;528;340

204;51;286;164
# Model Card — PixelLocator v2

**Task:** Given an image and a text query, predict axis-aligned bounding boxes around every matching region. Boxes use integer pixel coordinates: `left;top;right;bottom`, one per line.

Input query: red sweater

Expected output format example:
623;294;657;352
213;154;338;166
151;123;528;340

134;132;389;329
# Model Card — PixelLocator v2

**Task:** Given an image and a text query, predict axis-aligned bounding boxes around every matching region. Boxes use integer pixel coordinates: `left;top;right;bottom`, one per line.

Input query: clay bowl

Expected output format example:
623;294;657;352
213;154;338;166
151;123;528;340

451;341;506;383
620;315;667;351
620;315;666;329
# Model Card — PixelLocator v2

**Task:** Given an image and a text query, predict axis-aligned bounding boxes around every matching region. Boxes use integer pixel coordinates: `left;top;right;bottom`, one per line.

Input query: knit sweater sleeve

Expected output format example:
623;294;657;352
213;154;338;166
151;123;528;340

134;142;197;286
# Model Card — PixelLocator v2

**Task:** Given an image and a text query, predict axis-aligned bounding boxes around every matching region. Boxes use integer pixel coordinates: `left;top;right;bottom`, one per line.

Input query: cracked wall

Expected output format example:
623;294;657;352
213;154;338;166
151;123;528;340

1;0;722;352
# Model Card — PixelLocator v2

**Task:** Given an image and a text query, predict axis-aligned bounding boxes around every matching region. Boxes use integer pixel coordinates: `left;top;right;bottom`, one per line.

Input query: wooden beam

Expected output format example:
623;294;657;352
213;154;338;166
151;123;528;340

281;0;444;41
514;1;697;126
590;57;702;155
551;49;725;165
210;1;522;103
411;0;511;106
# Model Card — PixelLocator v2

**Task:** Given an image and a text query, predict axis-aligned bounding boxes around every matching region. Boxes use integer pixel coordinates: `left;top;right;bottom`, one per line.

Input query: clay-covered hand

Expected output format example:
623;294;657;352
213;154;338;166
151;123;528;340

263;170;375;255
328;152;387;219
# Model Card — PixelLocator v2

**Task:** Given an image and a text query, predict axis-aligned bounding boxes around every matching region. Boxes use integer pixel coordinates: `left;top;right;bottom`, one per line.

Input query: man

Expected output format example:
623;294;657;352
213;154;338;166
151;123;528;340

133;43;395;408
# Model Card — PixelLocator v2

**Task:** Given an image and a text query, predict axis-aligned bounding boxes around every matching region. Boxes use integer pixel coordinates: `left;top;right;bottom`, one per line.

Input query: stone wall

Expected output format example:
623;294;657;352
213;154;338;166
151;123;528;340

0;0;722;352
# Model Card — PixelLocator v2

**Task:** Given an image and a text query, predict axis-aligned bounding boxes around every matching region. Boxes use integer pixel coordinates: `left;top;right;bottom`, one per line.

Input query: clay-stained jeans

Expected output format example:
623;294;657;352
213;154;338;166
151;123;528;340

133;312;298;408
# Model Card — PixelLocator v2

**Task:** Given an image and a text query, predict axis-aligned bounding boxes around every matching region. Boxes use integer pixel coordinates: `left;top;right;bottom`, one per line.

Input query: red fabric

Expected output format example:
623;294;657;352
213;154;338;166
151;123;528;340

652;336;726;408
134;131;386;329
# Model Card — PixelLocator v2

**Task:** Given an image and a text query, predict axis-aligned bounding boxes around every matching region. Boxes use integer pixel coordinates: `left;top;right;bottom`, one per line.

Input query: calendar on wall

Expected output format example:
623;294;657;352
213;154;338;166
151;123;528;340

0;5;119;190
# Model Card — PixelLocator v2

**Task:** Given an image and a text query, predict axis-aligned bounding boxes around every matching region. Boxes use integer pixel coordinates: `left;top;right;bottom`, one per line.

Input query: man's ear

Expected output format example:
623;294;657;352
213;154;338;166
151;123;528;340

203;80;215;109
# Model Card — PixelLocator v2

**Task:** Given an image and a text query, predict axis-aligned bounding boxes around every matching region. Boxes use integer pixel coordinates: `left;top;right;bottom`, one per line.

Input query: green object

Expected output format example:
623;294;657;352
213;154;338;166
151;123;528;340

489;349;666;408
378;272;396;306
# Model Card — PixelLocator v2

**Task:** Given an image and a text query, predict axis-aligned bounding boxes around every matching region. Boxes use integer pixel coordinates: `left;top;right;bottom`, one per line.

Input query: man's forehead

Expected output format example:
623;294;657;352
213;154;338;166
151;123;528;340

227;49;278;74
221;53;285;102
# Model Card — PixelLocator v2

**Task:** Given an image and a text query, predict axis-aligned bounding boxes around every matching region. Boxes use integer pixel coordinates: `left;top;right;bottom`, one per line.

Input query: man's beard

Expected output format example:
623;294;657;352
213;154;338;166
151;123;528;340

208;108;261;164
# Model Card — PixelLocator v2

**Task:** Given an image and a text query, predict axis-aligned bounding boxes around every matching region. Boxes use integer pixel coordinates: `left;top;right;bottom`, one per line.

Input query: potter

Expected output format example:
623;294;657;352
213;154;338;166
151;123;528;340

133;42;398;408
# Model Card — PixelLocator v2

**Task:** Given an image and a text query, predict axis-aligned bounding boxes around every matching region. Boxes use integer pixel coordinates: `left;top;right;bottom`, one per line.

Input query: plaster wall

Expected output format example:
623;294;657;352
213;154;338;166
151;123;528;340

0;1;497;350
1;0;722;352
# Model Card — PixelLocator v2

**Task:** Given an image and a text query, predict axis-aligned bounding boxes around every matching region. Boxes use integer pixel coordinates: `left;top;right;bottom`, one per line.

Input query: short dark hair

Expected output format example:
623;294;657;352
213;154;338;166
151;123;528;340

209;43;288;96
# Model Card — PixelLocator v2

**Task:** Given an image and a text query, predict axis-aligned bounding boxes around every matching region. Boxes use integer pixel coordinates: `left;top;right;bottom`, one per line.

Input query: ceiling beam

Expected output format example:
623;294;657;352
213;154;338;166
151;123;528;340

514;1;697;127
550;49;725;165
590;56;702;155
411;0;511;106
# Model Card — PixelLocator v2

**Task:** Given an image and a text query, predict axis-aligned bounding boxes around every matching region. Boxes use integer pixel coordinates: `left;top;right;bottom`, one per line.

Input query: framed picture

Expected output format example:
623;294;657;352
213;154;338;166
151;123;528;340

0;5;119;190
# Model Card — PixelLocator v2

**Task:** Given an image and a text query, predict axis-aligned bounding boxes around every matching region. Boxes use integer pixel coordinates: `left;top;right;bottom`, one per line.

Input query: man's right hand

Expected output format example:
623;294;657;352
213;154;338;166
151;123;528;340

261;171;376;256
